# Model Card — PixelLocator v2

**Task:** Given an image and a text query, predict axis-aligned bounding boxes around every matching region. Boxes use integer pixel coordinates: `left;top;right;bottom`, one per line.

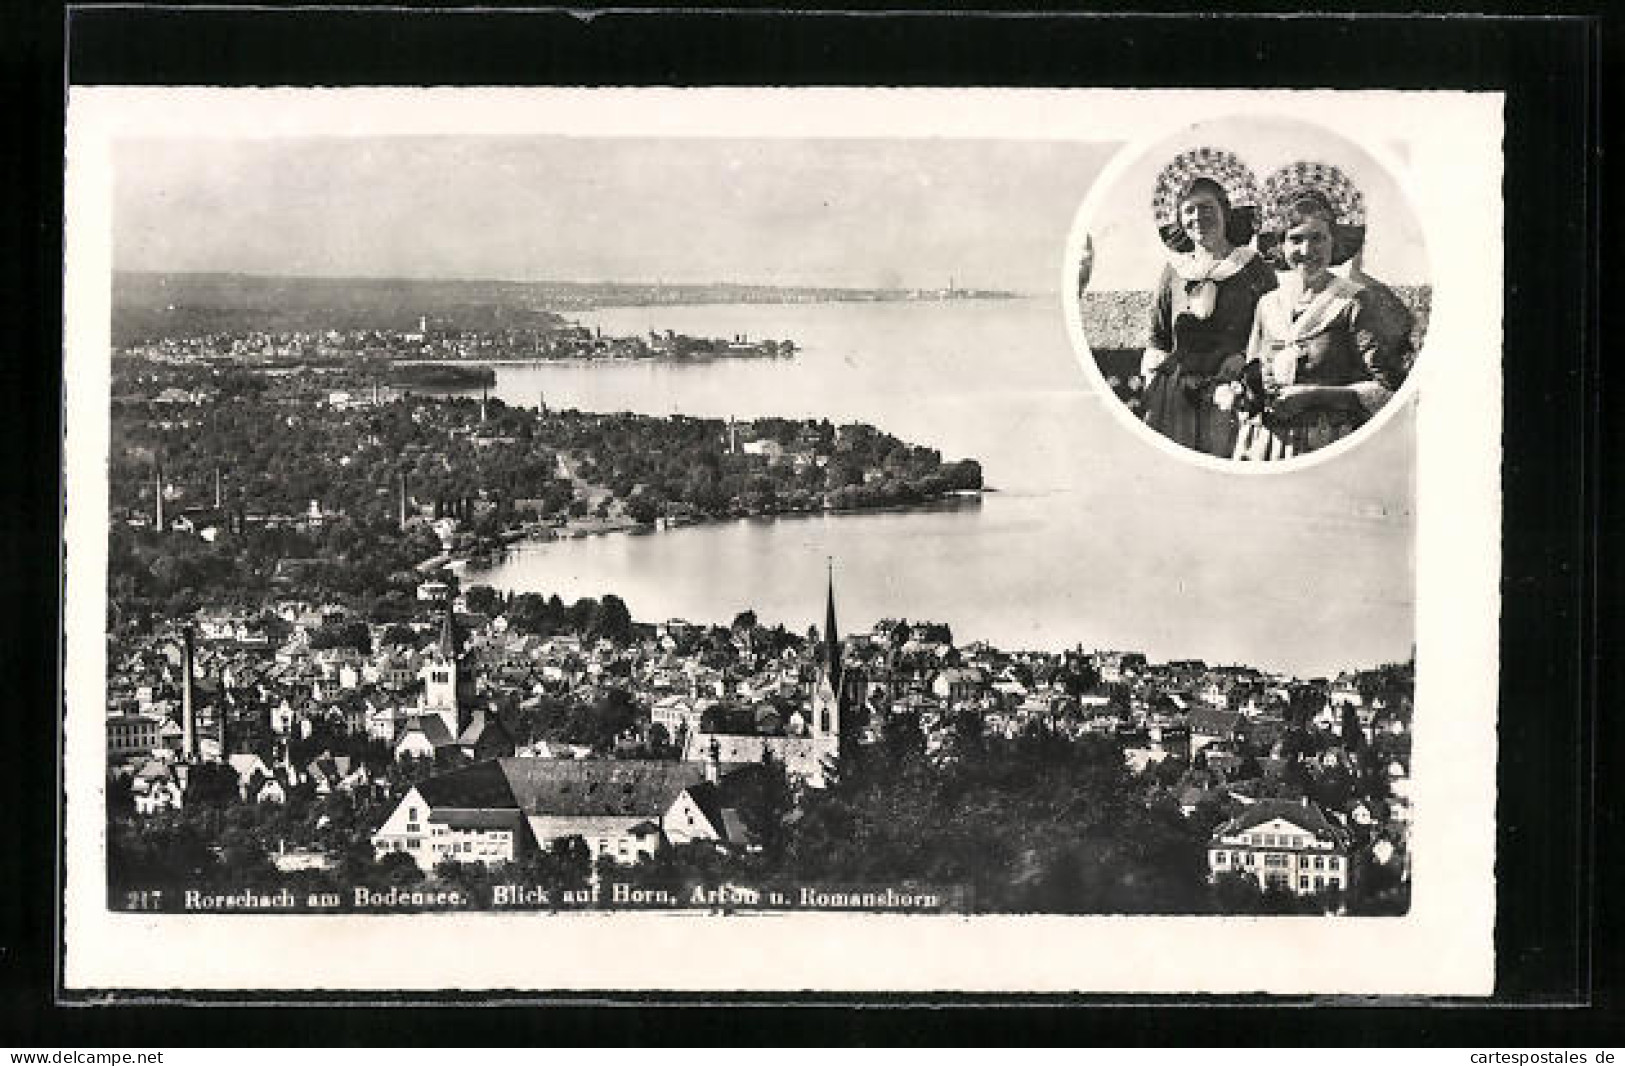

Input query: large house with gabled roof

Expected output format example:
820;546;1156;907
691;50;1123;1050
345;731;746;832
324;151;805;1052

1207;798;1351;896
371;757;745;871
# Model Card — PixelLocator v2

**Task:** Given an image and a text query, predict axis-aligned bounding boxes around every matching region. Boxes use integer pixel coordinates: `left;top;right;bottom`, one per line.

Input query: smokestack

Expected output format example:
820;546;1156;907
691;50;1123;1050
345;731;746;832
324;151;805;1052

180;627;197;761
154;463;165;532
398;471;408;532
214;467;222;509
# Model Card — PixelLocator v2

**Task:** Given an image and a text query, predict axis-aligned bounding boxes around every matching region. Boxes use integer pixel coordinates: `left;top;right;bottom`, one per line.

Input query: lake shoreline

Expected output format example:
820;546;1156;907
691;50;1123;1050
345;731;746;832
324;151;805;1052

447;489;989;574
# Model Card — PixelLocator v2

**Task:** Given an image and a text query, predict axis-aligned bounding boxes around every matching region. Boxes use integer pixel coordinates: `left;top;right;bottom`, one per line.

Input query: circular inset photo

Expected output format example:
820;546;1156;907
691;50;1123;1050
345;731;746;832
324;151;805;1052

1065;115;1430;468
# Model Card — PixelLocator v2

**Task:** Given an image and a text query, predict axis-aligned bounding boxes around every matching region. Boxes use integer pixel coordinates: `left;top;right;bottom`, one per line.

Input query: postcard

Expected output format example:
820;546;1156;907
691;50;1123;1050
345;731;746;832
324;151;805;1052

62;87;1500;995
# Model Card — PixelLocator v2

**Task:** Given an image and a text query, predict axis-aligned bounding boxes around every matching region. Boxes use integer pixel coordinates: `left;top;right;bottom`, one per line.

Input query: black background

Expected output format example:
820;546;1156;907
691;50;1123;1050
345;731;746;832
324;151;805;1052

3;3;1616;1046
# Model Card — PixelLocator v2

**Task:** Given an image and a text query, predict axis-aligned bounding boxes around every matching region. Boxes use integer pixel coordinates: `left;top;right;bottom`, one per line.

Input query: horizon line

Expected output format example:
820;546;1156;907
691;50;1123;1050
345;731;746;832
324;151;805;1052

114;268;1033;295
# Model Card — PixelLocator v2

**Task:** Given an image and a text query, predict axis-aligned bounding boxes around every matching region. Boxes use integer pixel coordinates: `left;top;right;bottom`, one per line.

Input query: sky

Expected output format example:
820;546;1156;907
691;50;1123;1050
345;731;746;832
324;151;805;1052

115;136;1121;293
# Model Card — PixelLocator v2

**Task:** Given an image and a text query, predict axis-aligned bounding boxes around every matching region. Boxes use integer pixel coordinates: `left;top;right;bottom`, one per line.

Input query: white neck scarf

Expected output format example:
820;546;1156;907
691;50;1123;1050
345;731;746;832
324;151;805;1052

1168;246;1257;320
1260;274;1361;387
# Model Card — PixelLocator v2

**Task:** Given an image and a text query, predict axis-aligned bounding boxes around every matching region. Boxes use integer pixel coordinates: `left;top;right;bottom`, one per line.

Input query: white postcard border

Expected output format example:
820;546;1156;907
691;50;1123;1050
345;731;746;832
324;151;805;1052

63;88;1501;995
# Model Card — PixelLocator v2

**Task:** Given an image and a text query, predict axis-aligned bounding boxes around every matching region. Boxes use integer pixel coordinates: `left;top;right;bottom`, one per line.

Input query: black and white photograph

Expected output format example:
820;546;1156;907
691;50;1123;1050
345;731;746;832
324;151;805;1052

61;87;1502;995
1070;115;1429;466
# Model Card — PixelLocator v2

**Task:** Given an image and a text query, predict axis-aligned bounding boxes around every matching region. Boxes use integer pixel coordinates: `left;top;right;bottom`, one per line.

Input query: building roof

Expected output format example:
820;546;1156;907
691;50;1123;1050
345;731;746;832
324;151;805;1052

456;708;512;748
1188;706;1245;735
1215;799;1346;843
228;753;271;781
398;713;456;748
416;759;514;808
134;759;174;781
503;758;708;818
429;808;525;831
415;757;710;820
308;754;354;781
719;808;753;846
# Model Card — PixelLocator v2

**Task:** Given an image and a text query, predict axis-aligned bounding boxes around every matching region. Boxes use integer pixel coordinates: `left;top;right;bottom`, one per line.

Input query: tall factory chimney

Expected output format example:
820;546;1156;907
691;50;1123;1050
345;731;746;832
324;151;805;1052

154;462;165;532
180;627;197;761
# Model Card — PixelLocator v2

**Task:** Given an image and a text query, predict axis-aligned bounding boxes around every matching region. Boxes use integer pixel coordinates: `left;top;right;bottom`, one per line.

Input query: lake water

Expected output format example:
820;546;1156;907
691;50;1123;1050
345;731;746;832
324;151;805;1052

463;298;1413;677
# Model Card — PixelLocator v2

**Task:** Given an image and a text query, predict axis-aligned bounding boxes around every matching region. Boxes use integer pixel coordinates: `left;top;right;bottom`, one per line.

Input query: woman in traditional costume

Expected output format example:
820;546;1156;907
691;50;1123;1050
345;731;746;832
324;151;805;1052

1230;161;1414;461
1140;148;1278;457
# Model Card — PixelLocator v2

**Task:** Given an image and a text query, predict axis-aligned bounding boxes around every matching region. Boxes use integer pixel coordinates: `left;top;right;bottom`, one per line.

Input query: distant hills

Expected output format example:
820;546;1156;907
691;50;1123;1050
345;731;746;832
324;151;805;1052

113;272;1021;344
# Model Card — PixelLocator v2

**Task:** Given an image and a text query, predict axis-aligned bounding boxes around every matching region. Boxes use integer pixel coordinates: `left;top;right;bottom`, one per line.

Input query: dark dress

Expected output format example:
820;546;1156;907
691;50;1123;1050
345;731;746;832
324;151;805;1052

1142;254;1278;456
1231;274;1413;460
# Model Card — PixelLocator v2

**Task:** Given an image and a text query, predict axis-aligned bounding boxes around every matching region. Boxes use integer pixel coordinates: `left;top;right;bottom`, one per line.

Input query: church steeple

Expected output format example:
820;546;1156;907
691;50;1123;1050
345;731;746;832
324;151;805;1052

423;601;473;737
823;558;841;691
437;602;460;661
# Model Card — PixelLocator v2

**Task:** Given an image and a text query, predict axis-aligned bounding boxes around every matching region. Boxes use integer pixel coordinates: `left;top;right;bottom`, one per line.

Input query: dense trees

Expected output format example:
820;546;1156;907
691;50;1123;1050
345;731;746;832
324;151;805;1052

462;584;505;617
771;725;1205;913
108;366;984;627
307;619;372;654
112;363;981;540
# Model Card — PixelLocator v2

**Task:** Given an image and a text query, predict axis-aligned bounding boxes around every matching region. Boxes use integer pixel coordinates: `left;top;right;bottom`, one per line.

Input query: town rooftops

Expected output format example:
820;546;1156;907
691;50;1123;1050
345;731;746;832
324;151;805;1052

414;757;710;820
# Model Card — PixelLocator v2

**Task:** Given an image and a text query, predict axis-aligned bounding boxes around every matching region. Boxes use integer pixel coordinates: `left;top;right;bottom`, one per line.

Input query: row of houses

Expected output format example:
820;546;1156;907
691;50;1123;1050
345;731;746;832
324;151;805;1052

371;756;753;871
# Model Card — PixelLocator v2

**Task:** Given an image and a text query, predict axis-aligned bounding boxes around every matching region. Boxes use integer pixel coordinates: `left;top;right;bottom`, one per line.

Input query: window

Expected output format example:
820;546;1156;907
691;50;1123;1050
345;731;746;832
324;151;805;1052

1328;877;1341;890
1314;876;1323;889
1298;876;1309;889
1329;857;1341;870
1214;852;1227;865
408;807;418;820
1245;853;1255;867
1314;856;1324;870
